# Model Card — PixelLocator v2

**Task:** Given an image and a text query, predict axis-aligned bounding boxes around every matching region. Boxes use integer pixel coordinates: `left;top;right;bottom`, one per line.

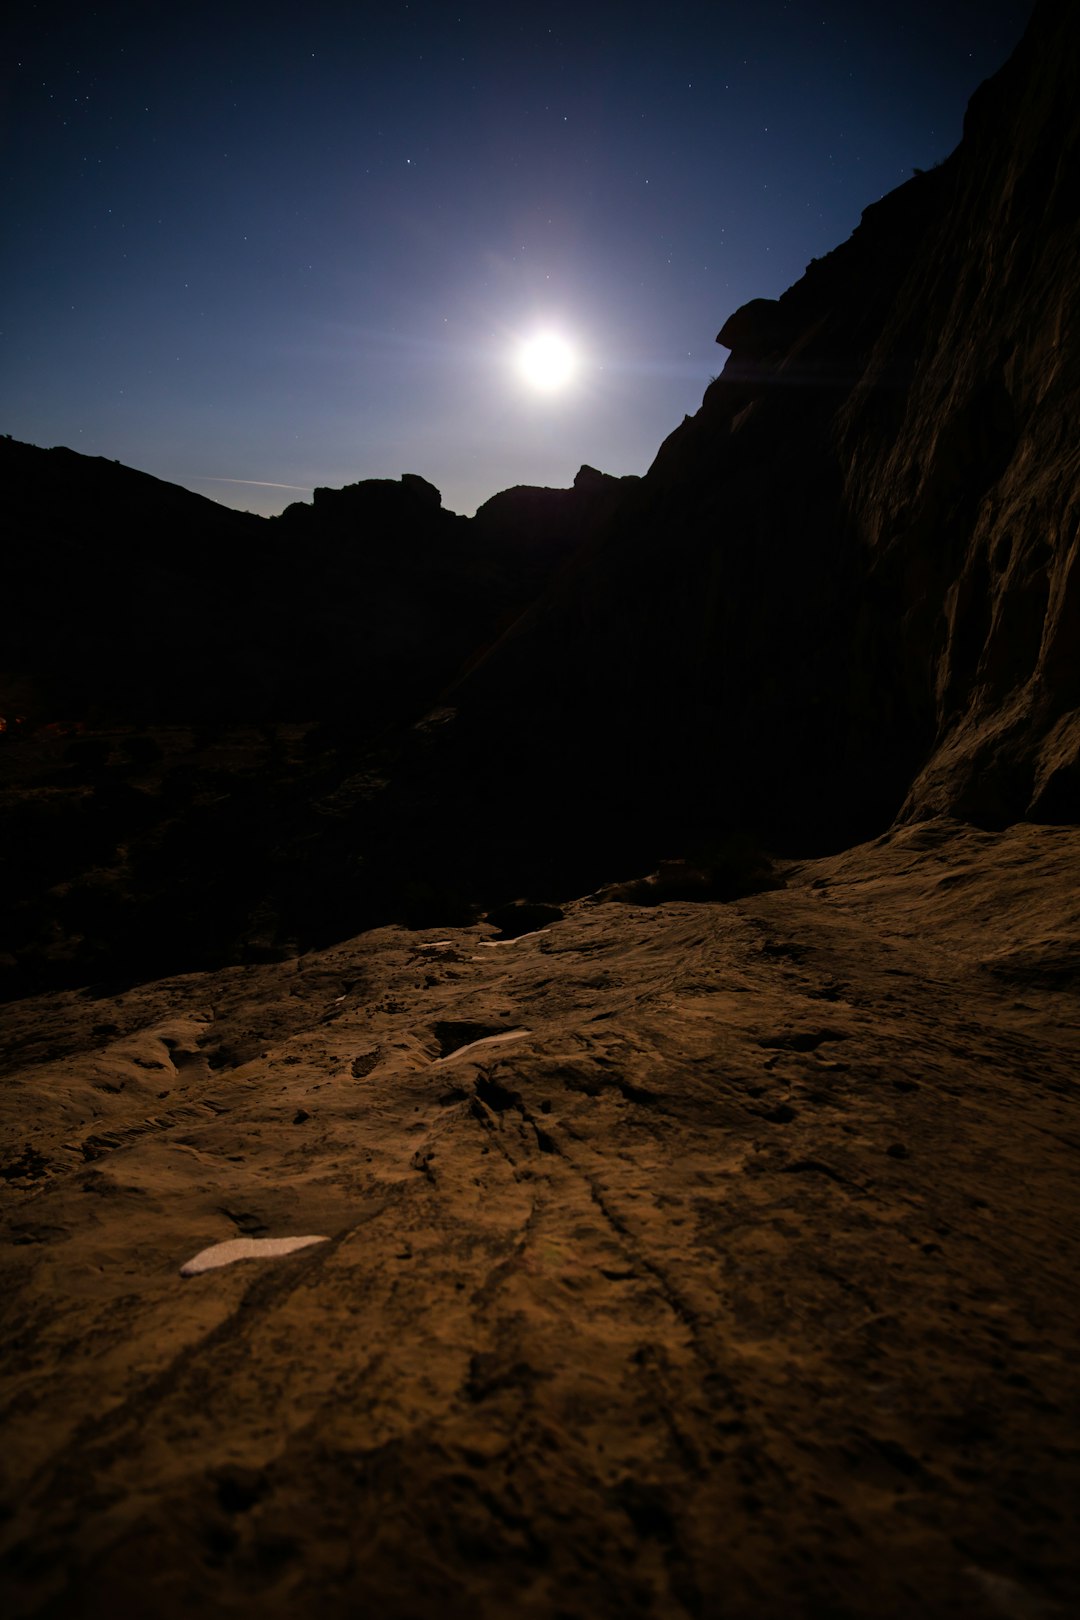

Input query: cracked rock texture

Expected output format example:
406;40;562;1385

2;822;1079;1617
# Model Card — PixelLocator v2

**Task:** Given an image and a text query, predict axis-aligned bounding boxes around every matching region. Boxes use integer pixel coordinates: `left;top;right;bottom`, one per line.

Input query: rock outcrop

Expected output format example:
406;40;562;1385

473;464;637;552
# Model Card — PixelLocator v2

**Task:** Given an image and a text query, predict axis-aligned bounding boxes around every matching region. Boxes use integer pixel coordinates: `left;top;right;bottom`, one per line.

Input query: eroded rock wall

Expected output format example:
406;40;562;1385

657;0;1080;832
836;0;1080;824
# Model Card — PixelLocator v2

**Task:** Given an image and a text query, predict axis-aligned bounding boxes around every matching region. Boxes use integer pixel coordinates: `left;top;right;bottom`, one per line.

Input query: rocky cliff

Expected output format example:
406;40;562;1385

837;2;1080;826
416;0;1078;878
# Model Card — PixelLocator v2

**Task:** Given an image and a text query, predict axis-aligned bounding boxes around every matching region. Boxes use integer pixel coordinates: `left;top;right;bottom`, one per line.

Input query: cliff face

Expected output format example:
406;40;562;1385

428;0;1078;872
835;1;1080;825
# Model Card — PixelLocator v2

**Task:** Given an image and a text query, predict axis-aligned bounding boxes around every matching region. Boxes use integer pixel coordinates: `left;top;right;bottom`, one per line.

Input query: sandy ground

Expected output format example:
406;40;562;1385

1;818;1078;1619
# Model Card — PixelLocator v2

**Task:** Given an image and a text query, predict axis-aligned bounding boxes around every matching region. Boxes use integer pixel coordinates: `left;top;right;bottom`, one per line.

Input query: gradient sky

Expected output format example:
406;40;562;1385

3;0;1034;516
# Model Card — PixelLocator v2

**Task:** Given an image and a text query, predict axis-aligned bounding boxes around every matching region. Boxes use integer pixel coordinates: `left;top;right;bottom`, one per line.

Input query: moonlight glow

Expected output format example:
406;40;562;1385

517;332;577;392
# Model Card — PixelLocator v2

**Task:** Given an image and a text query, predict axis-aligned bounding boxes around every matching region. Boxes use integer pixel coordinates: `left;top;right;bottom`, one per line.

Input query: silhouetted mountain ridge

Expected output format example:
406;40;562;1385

2;439;636;729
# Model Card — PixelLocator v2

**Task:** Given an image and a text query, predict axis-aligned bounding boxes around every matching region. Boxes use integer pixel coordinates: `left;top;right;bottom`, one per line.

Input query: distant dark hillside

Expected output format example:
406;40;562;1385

2;439;632;733
0;444;637;995
3;442;265;720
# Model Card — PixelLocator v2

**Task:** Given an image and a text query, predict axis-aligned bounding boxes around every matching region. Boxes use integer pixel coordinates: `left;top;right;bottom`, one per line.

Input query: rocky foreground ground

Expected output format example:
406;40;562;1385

1;819;1078;1619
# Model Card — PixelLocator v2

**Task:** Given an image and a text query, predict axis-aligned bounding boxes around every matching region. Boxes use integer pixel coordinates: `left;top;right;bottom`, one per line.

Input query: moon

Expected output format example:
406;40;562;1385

517;331;576;392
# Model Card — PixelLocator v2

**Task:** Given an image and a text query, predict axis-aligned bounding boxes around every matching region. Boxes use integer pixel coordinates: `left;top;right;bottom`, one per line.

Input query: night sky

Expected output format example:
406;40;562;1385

3;0;1034;517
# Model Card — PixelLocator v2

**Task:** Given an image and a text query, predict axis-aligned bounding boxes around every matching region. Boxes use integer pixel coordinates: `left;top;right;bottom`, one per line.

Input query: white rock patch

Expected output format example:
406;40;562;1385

180;1235;328;1277
477;929;553;948
433;1029;530;1064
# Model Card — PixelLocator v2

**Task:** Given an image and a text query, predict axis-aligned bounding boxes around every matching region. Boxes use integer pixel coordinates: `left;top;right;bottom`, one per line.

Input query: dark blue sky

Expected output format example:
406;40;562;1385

3;0;1034;515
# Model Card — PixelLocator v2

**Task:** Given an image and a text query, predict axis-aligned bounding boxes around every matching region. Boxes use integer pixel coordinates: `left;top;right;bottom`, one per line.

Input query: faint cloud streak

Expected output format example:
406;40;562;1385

197;477;313;490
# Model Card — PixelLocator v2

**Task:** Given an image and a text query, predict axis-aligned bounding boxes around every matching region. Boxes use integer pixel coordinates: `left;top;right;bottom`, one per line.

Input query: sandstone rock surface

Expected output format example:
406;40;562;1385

1;822;1078;1616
